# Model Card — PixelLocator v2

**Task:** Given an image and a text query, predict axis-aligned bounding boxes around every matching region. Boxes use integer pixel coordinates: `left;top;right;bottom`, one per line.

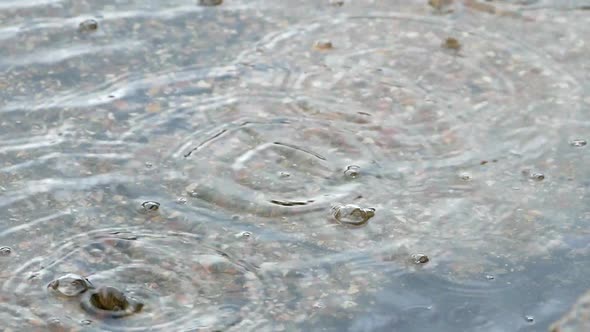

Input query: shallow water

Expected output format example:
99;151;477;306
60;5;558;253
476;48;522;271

0;0;589;331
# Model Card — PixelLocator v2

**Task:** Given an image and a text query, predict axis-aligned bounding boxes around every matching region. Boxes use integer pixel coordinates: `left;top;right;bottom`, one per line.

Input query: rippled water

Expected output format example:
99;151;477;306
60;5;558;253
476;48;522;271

1;0;589;331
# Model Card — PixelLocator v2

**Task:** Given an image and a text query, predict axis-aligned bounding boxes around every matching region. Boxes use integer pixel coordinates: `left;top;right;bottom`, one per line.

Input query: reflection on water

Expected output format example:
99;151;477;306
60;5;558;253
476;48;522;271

0;0;589;331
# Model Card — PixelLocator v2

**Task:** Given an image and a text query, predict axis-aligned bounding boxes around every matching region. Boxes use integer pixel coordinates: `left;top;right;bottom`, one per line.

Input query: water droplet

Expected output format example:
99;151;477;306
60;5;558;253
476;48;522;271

198;0;222;6
79;19;98;32
525;315;534;323
570;139;587;147
486;275;495;280
458;172;472;181
145;162;153;168
141;201;160;211
0;246;12;256
235;231;253;239
411;253;429;264
331;204;375;226
177;197;187;204
278;171;291;178
344;165;361;178
314;40;333;50
48;274;93;297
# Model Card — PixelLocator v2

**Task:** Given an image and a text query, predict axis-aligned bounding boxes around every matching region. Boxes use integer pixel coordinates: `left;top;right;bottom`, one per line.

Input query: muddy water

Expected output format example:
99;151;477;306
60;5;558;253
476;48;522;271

0;0;589;331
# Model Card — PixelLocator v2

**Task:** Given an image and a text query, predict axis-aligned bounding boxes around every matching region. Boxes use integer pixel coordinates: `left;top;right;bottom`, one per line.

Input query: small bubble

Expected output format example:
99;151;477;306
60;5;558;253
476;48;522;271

525;315;534;323
332;204;375;226
198;0;222;6
411;253;429;264
235;231;253;239
522;169;545;181
145;162;153;168
47;318;62;327
458;172;472;181
312;302;324;309
177;197;187;204
278;171;291;178
570;139;587;147
344;165;361;178
485;275;495;280
141;201;160;211
0;246;12;256
314;40;333;50
79;19;98;32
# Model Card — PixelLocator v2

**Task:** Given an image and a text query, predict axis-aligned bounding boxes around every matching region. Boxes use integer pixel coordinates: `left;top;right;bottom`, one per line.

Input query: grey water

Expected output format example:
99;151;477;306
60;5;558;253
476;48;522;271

0;0;589;331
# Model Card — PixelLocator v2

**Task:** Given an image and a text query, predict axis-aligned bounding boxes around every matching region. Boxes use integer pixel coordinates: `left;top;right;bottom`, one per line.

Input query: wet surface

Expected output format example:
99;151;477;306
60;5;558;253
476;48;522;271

0;0;589;331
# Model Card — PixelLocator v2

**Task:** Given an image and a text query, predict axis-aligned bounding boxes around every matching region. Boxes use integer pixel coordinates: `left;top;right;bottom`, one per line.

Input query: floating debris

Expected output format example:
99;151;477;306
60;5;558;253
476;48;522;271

442;37;461;51
48;274;94;297
331;204;375;226
344;165;361;178
570;139;587;147
0;246;12;256
329;0;344;6
81;286;144;318
411;253;429;264
198;0;223;6
141;201;161;211
314;40;333;50
177;197;187;204
486;275;495;280
78;19;98;32
525;315;535;323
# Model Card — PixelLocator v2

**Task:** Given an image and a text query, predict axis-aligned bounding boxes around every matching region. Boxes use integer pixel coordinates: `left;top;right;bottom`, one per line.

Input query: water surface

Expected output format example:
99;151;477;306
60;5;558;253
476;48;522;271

0;0;589;331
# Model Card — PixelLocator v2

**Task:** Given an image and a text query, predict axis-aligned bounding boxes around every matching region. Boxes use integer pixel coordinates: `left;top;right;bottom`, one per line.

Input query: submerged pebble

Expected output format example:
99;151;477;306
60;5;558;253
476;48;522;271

78;19;98;32
81;286;143;318
199;0;223;6
141;201;160;211
570;139;587;147
344;165;361;178
0;246;12;256
48;274;94;297
331;204;375;226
